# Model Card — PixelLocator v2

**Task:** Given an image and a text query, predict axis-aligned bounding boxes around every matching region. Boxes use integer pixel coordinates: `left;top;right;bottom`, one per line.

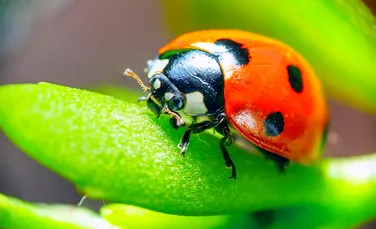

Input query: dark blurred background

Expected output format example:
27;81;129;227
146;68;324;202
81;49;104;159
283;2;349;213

0;0;375;228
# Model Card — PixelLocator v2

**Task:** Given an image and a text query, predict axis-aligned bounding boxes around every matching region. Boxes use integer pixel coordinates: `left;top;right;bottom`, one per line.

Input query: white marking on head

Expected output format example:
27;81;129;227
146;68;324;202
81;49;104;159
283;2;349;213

191;42;238;80
219;52;237;79
147;59;169;78
164;92;174;101
183;91;207;115
233;110;256;131
152;78;161;89
191;42;228;53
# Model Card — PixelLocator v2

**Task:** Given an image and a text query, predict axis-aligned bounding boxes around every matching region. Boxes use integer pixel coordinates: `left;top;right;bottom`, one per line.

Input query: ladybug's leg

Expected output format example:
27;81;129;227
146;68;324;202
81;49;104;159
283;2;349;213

257;147;289;172
178;115;236;178
215;122;236;179
169;114;185;129
178;119;223;156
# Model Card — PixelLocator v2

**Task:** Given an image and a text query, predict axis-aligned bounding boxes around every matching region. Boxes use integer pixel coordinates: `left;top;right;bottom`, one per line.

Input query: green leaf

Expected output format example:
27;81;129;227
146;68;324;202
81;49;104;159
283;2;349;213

0;83;375;228
162;0;376;114
88;85;141;102
100;204;253;229
0;193;118;229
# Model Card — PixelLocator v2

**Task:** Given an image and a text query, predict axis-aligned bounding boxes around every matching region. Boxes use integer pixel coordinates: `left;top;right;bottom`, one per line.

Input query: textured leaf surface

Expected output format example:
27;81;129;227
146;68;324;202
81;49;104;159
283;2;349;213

0;83;375;223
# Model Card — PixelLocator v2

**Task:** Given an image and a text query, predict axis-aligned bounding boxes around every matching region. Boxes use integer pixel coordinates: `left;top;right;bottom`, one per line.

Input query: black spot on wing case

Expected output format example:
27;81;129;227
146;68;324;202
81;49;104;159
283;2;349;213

264;112;284;137
287;65;303;93
214;39;250;66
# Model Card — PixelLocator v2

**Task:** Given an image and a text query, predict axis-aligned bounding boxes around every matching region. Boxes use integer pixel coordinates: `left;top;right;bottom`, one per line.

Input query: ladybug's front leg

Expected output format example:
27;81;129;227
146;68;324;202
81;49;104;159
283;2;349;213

162;104;186;129
169;115;185;129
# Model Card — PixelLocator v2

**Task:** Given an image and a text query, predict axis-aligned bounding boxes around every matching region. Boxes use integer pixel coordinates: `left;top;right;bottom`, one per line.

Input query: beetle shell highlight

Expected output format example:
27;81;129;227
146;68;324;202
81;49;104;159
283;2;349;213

152;30;328;164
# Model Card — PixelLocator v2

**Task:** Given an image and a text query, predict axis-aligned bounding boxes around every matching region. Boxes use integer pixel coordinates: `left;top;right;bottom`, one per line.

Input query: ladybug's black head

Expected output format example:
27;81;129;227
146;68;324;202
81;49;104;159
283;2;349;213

124;68;186;128
147;73;186;114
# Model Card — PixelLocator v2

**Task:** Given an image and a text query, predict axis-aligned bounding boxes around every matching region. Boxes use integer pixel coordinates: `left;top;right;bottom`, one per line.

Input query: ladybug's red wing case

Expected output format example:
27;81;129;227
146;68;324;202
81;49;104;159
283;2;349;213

127;29;329;178
224;44;328;164
159;30;329;164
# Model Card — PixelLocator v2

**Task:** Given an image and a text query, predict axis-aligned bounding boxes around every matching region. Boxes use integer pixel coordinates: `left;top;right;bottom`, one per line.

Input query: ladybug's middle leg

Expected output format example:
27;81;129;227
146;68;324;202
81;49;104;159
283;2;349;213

215;122;236;179
178;116;224;156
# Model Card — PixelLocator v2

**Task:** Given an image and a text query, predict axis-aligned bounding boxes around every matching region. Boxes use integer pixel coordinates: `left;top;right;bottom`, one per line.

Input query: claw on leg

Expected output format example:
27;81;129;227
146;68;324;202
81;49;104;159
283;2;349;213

179;145;188;157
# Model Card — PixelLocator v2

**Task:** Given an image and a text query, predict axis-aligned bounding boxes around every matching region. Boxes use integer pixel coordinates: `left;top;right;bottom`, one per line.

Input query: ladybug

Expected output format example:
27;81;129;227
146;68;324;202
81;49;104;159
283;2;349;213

125;29;329;178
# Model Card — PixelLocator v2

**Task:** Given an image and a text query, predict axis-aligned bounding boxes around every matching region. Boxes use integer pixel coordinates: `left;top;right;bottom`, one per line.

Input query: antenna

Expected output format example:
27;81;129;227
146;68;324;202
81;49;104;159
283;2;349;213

124;68;149;92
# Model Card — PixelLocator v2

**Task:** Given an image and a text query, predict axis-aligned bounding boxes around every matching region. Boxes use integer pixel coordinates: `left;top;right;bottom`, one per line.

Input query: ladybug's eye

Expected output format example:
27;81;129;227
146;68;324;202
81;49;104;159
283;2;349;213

169;95;185;111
